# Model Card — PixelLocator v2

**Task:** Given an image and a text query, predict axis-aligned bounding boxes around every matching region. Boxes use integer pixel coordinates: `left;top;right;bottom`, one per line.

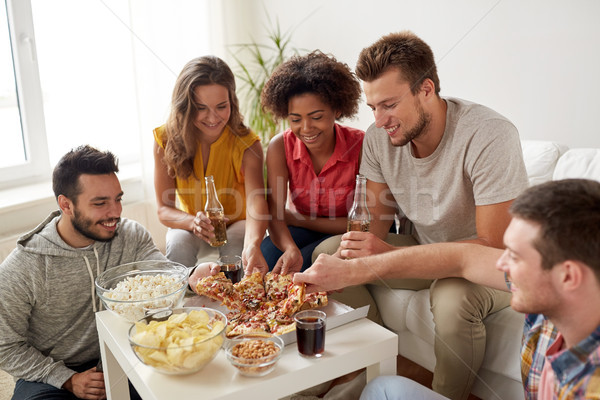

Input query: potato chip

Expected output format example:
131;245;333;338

130;309;225;373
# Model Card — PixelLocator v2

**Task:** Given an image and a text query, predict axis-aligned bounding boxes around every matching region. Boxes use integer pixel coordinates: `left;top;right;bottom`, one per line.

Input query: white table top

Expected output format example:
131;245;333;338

96;310;398;400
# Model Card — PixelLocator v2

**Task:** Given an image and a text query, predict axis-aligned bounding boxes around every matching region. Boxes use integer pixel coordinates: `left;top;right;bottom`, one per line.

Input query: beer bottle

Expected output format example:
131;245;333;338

347;174;370;232
204;175;227;247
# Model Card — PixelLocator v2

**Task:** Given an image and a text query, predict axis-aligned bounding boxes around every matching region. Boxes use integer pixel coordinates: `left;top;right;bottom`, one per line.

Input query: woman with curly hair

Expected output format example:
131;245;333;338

153;56;268;272
259;50;364;273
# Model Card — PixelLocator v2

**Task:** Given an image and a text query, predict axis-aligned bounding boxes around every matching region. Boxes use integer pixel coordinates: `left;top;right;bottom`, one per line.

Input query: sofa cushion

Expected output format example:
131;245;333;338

521;140;568;186
553;148;600;182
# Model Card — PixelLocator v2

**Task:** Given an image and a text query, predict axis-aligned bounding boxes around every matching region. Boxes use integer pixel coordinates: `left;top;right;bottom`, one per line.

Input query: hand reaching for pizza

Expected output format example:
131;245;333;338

273;247;303;275
188;262;220;293
293;253;351;294
242;243;269;276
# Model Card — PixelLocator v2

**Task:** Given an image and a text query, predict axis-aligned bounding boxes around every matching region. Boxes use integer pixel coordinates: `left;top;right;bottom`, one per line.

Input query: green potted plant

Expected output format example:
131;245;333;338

229;18;299;145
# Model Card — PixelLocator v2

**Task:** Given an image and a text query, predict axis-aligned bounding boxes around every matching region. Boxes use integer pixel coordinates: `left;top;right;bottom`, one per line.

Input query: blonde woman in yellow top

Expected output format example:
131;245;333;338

153;56;268;273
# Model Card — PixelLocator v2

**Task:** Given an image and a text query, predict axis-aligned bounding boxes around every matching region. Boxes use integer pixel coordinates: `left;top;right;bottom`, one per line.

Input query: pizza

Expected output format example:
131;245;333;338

194;272;234;302
195;271;327;338
279;281;306;316
264;272;292;302
233;272;266;310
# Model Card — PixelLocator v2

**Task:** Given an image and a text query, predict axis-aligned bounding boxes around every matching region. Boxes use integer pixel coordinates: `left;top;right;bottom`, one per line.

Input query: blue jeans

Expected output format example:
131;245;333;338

12;359;141;400
360;376;449;400
261;226;332;271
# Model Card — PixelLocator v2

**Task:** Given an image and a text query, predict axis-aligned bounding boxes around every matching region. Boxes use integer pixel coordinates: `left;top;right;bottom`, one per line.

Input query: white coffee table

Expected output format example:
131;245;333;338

96;310;398;400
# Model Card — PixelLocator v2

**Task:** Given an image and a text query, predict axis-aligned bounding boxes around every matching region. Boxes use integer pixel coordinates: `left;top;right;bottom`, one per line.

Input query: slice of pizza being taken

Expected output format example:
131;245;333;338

264;272;292;302
195;272;234;303
233;272;267;310
301;291;328;311
279;282;306;316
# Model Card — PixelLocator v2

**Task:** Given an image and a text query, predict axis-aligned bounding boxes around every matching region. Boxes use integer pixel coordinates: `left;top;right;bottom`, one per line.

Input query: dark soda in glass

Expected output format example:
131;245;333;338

295;311;326;358
221;263;243;284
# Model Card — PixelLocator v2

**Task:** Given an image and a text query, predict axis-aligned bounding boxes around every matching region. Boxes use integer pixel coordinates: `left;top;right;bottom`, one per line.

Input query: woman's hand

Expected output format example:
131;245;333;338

192;211;229;244
242;243;269;276
188;262;220;293
273;247;303;275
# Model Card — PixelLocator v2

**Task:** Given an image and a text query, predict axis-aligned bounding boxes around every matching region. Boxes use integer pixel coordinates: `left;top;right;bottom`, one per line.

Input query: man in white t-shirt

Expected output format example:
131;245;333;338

313;31;528;400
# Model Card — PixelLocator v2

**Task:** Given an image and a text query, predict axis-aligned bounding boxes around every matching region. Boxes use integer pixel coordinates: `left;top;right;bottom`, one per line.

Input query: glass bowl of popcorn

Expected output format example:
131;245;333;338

128;307;227;374
95;260;189;322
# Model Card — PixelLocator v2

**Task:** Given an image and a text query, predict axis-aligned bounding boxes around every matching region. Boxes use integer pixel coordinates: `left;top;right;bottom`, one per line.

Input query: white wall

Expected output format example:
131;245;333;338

220;0;600;149
2;0;598;242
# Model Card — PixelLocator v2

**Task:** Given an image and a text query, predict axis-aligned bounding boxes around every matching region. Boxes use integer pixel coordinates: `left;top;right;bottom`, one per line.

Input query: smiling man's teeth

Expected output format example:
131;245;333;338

386;125;399;134
102;221;117;227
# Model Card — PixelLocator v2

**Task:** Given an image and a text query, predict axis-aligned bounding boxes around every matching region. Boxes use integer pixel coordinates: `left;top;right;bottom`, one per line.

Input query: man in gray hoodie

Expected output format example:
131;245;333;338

0;145;165;399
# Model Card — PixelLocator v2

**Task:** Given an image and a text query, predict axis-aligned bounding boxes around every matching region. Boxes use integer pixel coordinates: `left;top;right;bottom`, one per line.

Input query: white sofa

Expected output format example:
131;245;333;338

369;140;600;400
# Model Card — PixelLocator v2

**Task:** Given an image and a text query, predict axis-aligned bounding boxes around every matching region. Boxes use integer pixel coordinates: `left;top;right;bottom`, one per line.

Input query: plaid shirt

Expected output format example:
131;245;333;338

521;313;600;399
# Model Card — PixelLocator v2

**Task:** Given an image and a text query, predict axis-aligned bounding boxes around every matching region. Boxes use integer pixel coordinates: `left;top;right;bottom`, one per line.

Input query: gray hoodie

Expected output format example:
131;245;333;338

0;211;165;389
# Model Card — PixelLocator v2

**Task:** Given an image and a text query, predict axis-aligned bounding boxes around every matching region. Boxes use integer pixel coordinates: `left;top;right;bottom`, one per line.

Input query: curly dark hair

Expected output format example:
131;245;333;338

261;50;361;121
52;145;119;203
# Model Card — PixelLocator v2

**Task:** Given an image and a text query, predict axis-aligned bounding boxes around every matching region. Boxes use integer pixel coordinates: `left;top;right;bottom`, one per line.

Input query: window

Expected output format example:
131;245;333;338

0;2;24;168
1;0;142;189
1;0;50;188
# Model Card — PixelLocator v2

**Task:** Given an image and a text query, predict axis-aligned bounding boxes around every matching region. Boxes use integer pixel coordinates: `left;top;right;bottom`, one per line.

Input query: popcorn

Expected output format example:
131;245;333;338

102;273;185;322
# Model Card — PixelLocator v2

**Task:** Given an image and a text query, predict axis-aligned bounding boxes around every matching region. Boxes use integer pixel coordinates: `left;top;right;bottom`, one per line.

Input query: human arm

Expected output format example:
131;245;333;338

457;118;527;249
294;242;508;293
240;140;270;276
0;253;84;389
188;262;220;292
336;179;398;258
263;135;303;275
153;141;220;244
62;368;105;400
283;209;348;234
153;141;195;231
457;200;514;248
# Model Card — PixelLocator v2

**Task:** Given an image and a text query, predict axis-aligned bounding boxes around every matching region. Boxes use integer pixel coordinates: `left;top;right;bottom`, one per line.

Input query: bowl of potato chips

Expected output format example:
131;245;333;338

128;307;227;374
96;260;189;322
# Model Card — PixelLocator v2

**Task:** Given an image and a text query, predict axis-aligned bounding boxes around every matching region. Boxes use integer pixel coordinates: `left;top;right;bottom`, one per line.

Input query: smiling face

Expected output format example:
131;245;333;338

363;68;431;147
193;84;231;141
496;218;561;316
64;173;123;246
287;93;338;150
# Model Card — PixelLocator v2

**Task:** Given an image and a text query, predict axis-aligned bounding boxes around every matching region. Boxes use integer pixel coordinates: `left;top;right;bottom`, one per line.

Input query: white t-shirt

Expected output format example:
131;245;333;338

360;97;529;244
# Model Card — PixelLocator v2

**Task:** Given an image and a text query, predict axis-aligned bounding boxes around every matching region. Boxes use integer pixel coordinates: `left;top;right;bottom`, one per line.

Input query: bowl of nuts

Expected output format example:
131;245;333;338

225;333;284;377
95;260;189;322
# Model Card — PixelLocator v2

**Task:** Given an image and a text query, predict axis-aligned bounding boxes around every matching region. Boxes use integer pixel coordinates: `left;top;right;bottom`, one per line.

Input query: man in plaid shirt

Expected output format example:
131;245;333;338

296;178;600;399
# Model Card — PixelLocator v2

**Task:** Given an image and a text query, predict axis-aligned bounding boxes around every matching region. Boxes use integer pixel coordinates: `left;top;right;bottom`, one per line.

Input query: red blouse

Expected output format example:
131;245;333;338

284;124;365;218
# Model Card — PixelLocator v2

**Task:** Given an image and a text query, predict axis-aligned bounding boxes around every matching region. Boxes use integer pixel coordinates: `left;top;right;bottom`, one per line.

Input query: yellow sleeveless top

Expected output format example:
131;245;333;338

154;125;260;224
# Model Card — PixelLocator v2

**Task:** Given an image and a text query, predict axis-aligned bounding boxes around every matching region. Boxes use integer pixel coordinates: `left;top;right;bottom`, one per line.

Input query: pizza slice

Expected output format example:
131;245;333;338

195;272;234;302
264;272;292;302
266;307;296;336
233;271;267;310
226;310;270;338
300;291;328;310
279;282;306;315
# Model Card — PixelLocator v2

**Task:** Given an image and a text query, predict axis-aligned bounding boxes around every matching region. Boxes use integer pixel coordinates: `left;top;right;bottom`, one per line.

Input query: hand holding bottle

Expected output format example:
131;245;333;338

192;211;228;245
204;175;227;247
